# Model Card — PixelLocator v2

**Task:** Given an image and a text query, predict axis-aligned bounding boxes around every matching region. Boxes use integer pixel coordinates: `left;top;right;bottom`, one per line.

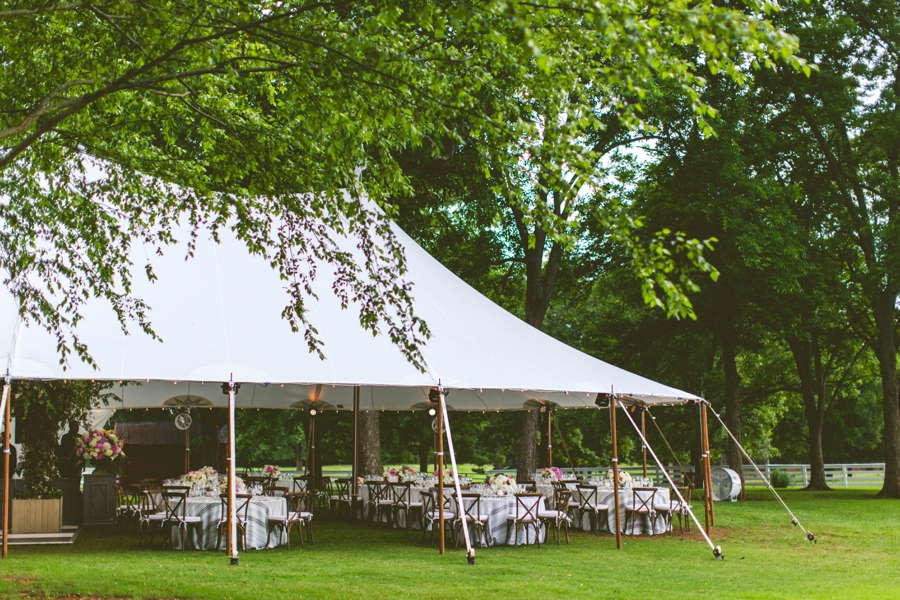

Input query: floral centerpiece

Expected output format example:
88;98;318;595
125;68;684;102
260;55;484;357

607;467;632;487
489;474;517;496
183;466;218;486
218;475;246;494
263;464;281;478
183;469;208;485
433;468;456;486
399;465;417;482
75;429;124;472
384;467;399;480
541;466;564;482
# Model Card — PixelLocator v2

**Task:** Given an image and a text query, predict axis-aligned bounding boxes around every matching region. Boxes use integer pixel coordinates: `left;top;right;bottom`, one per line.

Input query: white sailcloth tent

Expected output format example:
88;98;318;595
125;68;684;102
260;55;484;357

0;213;698;410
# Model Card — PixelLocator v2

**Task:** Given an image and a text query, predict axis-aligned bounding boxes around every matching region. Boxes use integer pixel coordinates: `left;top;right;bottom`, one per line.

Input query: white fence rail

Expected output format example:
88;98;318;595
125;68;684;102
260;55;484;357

485;463;886;488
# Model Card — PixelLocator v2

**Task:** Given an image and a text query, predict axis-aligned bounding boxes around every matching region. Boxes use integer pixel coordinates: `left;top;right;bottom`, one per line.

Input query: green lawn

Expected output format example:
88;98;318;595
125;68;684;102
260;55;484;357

1;489;898;599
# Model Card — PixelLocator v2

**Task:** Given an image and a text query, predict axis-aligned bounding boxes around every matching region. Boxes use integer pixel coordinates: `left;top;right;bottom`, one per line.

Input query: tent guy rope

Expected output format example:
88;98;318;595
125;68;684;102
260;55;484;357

619;403;723;560
704;401;816;544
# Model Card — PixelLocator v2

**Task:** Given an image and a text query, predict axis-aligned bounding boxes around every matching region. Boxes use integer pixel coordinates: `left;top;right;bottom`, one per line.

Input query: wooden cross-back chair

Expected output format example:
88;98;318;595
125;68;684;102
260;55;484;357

575;485;609;534
624;487;658;536
505;493;543;548
215;493;253;552
161;491;202;551
454;493;488;549
390;482;423;530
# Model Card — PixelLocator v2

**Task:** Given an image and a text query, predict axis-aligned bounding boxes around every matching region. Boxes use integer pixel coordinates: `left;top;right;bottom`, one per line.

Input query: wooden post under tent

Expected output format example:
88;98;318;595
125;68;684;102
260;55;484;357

0;206;737;561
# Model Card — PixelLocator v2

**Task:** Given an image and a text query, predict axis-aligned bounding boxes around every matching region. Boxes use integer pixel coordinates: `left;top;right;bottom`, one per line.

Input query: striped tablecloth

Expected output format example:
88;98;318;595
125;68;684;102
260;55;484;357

163;496;288;550
537;484;670;535
358;486;545;545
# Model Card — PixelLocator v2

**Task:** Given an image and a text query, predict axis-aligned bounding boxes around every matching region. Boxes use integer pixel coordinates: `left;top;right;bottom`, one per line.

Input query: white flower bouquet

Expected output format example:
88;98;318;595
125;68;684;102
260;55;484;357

489;474;517;496
607;467;632;487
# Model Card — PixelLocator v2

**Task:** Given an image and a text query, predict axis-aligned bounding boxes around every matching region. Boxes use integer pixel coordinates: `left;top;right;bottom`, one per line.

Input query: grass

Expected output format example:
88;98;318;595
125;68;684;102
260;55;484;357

1;489;898;599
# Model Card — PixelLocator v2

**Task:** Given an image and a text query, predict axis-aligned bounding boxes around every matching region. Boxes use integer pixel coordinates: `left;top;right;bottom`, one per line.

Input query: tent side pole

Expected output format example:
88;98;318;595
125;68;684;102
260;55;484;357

185;424;191;474
641;409;647;478
610;397;622;550
352;387;360;521
2;382;10;559
437;391;445;555
227;381;238;565
309;412;316;496
701;402;714;532
547;409;553;468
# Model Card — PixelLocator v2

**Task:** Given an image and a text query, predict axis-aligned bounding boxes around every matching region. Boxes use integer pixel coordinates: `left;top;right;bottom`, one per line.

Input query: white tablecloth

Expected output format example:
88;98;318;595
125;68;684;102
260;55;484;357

159;496;288;550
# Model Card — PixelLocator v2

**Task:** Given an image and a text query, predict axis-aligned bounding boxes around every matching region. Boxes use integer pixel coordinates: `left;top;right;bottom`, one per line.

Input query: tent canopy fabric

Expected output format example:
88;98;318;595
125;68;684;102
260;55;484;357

0;205;700;410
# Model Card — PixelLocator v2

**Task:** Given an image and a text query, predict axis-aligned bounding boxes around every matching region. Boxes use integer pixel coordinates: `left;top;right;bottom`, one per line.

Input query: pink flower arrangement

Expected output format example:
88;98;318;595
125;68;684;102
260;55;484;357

74;429;124;464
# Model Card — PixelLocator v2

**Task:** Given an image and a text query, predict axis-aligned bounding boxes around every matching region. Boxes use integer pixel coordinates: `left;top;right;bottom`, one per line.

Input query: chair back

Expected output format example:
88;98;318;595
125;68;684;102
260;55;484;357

421;489;436;515
514;493;542;521
265;485;290;498
429;487;454;512
519;480;537;492
677;484;693;505
553;489;573;513
577;485;600;511
286;491;312;514
292;475;310;492
456;493;483;522
551;481;568;492
334;479;351;501
139;490;159;517
162;491;188;522
391;482;413;506
631;487;656;512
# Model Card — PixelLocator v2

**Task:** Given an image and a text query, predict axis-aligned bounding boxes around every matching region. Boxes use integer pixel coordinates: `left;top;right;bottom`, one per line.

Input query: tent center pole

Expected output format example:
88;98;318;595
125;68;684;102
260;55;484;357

701;402;715;530
2;381;11;559
352;387;360;522
641;409;647;479
610;396;622;550
547;409;553;468
224;379;239;566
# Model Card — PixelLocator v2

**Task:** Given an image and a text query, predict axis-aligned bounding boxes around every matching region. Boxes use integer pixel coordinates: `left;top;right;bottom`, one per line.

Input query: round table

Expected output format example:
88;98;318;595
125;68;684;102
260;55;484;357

358;485;545;545
159;495;288;550
537;484;670;535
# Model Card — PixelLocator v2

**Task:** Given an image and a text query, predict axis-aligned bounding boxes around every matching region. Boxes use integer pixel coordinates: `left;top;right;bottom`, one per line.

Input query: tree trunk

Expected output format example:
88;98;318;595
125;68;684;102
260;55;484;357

722;333;745;499
357;410;383;477
786;335;831;491
516;411;538;482
873;292;900;498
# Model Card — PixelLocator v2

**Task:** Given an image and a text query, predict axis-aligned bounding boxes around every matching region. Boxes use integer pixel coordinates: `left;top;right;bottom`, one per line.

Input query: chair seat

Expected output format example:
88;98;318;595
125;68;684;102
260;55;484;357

583;504;609;511
174;516;202;524
624;504;655;513
507;516;538;523
145;513;167;522
395;502;423;508
426;510;456;520
538;510;569;520
377;500;395;505
458;514;488;523
288;511;314;520
655;503;677;512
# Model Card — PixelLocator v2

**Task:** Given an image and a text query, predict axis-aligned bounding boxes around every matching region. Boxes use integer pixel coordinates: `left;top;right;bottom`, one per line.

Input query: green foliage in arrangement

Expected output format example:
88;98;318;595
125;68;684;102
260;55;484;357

12;380;114;499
